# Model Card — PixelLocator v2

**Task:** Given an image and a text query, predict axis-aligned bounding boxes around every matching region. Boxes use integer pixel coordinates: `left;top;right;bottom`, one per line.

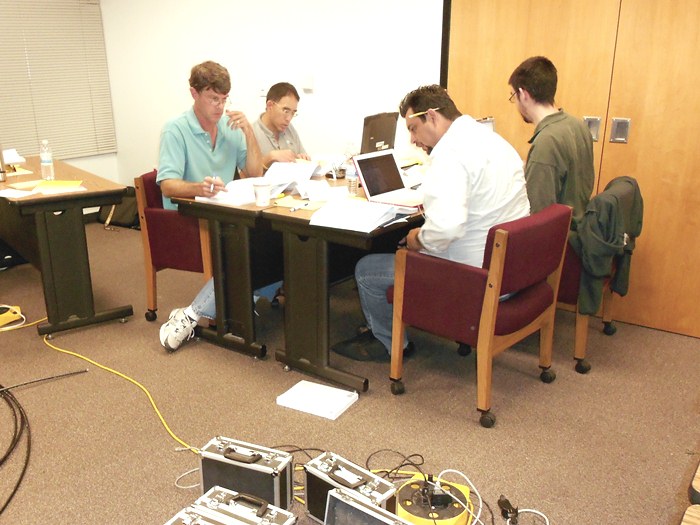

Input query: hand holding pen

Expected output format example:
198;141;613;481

203;175;226;197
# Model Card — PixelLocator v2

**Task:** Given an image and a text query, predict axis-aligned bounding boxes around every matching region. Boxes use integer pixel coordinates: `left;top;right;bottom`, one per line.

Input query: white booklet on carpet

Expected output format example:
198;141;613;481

276;380;358;420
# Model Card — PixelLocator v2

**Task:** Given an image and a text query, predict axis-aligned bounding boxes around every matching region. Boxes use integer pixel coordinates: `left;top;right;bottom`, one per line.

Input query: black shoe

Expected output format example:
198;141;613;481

403;341;416;359
356;325;414;357
356;324;372;337
332;331;389;362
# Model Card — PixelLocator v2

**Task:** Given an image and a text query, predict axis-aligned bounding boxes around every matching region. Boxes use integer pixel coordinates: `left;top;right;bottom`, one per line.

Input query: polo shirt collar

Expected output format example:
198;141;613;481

185;107;209;136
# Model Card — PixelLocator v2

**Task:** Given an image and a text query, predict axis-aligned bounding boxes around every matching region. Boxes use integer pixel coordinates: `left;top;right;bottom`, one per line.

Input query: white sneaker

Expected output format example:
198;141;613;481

159;308;197;352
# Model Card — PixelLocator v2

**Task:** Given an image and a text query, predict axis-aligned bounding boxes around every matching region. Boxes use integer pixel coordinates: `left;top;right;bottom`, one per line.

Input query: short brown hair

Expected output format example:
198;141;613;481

266;82;300;102
399;85;461;121
189;61;231;95
508;56;557;105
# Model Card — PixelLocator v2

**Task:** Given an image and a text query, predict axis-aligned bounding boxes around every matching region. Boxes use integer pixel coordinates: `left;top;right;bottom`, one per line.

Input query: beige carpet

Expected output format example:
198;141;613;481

1;222;699;524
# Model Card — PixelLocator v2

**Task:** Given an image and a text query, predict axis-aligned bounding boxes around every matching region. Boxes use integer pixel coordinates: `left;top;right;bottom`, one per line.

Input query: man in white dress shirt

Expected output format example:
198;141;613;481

332;85;530;361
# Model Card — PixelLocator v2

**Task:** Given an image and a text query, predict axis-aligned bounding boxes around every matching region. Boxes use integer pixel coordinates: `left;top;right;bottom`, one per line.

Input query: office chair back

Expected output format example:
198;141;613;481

557;175;643;373
134;170;209;321
389;204;572;426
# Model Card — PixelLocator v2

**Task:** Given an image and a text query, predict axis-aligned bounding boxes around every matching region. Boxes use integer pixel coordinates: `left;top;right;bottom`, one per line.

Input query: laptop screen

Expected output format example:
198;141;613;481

360;112;399;154
352;150;405;198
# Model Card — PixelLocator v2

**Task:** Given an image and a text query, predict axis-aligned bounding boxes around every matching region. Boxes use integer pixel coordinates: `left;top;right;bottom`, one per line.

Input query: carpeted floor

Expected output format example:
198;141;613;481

1;222;699;524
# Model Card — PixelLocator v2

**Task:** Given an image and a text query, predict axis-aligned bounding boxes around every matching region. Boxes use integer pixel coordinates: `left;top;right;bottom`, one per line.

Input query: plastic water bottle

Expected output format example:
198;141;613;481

346;166;358;196
40;139;55;180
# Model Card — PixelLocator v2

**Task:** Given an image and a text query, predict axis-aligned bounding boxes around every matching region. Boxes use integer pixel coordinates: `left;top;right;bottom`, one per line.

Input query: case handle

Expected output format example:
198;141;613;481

223;445;262;464
231;493;269;518
329;466;365;489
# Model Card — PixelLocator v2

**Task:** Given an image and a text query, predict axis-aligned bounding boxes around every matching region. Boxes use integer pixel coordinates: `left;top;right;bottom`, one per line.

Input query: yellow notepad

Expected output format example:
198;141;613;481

33;180;85;194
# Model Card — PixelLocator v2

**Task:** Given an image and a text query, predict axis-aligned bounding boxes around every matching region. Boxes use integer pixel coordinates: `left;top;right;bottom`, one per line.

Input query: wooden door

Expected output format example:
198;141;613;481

597;0;700;336
446;0;700;336
446;0;620;183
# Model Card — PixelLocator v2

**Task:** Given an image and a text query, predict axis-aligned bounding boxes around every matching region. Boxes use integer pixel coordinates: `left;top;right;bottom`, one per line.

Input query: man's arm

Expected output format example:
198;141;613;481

414;156;470;254
160;176;225;199
524;160;561;214
228;111;263;178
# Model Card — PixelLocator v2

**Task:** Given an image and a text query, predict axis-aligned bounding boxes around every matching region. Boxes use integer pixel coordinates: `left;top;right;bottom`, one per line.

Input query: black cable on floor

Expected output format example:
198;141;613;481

0;383;31;516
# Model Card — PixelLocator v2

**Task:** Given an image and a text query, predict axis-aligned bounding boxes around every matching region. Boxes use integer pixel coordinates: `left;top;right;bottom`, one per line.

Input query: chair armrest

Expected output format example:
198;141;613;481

398;250;488;346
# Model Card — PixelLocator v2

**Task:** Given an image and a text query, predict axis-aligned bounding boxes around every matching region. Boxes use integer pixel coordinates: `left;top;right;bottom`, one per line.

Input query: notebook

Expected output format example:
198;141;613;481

352;150;423;208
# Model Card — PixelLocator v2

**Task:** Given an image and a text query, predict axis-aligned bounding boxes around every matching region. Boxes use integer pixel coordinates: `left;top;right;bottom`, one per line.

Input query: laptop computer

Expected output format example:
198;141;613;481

352;150;423;208
360;112;399;153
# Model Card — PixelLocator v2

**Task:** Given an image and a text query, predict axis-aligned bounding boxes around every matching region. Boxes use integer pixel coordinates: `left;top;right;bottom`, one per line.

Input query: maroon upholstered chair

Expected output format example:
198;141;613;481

389;204;572;428
557;176;643;374
134;170;211;321
556;245;615;374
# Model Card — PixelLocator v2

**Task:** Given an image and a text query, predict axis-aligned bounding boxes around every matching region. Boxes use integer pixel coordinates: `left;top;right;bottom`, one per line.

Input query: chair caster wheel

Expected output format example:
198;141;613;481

145;310;157;322
119;317;128;324
479;411;496;428
575;359;591;374
603;322;617;336
390;380;405;395
540;368;556;383
457;343;472;356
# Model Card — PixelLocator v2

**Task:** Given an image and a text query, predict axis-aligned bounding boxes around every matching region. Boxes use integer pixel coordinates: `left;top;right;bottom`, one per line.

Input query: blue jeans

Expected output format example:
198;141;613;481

355;253;406;353
190;278;281;320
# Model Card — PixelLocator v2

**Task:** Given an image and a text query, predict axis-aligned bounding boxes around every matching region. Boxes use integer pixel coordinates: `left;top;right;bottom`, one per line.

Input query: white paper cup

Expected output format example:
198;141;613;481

253;179;272;206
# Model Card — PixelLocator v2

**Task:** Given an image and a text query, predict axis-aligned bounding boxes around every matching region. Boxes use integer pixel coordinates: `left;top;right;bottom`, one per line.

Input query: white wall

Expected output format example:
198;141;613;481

77;0;443;184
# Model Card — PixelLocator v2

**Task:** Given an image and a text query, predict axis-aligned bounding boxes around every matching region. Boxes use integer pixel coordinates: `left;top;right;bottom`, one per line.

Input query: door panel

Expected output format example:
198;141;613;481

447;0;620;183
598;0;700;335
446;0;700;336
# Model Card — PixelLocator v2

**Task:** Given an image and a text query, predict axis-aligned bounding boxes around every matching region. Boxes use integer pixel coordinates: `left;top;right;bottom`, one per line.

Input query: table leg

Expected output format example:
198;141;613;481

275;231;368;392
196;220;265;358
34;208;132;335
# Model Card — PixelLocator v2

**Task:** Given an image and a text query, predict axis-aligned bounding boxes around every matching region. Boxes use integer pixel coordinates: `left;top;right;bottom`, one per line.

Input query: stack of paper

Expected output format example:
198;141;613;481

309;199;398;233
276;380;358;420
195;178;256;206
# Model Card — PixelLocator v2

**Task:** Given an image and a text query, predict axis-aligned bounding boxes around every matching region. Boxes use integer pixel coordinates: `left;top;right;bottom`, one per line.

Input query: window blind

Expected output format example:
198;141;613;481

0;0;117;160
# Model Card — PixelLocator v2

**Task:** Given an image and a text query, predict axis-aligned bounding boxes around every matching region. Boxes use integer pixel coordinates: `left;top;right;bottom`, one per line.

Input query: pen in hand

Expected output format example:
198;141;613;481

209;176;220;194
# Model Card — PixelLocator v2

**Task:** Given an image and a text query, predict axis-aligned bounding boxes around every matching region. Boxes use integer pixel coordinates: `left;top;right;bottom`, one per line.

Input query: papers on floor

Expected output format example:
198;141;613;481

276;380;358;420
309;198;403;232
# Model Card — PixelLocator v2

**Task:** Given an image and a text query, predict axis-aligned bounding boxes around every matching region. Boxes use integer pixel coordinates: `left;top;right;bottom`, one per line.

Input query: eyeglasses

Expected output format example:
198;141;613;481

273;101;298;118
407;107;443;119
204;93;229;108
509;90;518;103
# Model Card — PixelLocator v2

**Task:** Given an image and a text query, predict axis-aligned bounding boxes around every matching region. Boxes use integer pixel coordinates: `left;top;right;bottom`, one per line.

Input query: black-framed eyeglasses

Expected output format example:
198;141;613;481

508;90;518;103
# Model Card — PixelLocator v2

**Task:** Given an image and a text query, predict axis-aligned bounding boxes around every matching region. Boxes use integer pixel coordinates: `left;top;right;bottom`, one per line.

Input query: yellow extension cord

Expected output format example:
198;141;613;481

7;317;476;520
40;333;199;455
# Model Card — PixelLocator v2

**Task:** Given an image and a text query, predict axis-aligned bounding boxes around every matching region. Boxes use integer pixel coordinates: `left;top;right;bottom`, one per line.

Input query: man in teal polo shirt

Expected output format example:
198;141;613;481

157;60;262;208
157;60;263;352
508;56;594;225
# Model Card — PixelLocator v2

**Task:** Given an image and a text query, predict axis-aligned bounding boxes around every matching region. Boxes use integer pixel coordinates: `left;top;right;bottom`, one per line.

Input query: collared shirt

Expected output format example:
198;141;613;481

157;107;248;210
252;115;307;159
525;110;595;225
417;115;530;267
